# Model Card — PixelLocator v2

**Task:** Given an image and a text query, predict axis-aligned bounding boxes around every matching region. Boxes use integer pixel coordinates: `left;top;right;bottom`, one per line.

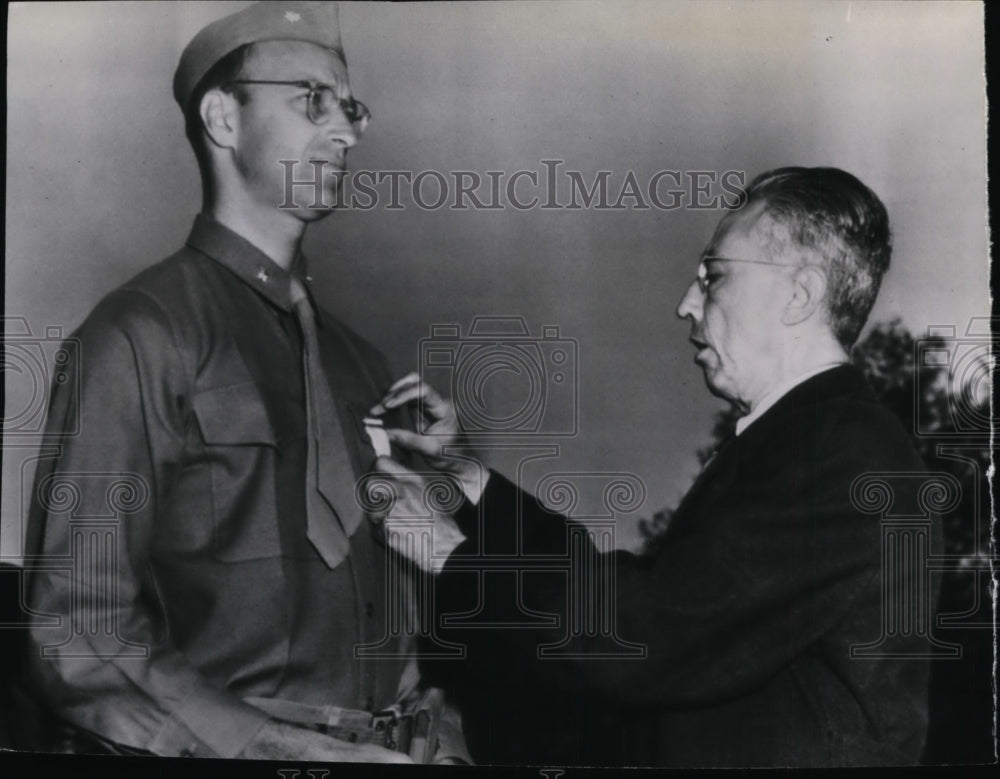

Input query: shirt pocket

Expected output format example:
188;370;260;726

192;381;282;561
192;382;278;447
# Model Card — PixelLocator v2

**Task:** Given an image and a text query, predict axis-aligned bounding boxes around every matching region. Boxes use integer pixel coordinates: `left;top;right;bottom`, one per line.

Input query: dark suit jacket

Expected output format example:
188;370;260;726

433;366;937;767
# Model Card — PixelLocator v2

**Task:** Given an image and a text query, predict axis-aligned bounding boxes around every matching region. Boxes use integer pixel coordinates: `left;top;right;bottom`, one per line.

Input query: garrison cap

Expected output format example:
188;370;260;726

173;1;345;110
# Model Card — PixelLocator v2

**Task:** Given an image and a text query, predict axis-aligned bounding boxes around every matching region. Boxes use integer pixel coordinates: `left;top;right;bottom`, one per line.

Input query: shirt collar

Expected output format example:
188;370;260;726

185;214;320;319
735;361;848;436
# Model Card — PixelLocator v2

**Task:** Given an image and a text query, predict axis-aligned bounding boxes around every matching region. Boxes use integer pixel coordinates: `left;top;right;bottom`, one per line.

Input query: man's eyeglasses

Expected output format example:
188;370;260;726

226;80;371;130
696;255;822;294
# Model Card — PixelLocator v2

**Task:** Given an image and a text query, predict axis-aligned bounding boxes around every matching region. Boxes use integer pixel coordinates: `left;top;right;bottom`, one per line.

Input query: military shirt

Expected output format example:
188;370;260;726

24;215;414;758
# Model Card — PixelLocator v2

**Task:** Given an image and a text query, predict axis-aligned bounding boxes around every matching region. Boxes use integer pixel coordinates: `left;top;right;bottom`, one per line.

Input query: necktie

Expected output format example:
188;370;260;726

291;280;363;569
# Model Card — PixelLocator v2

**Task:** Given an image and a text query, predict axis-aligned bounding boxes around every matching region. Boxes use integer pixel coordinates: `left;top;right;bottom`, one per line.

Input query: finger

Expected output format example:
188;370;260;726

383;427;442;457
371;456;428;487
419;381;453;421
372;379;452;422
390;382;451;422
369;372;421;414
378;381;431;410
372;455;412;476
387;371;422;393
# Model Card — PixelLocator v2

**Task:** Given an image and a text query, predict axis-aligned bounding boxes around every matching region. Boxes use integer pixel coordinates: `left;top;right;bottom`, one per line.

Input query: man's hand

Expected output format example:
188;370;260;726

369;457;467;573
239;719;413;763
370;373;485;501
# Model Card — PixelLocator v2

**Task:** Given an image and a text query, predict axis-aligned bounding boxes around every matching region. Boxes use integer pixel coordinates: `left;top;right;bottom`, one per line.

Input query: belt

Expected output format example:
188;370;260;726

244;696;419;755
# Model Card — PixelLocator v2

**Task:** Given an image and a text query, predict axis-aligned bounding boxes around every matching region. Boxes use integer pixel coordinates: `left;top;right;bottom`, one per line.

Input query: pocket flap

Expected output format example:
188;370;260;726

192;382;278;447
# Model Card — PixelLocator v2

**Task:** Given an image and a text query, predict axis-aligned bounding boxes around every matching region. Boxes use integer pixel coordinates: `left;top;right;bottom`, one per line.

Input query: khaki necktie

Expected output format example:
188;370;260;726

291;280;362;569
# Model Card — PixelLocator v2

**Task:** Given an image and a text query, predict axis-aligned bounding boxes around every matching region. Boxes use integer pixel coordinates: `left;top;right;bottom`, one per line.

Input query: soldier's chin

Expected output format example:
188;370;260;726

286;192;342;222
297;203;338;222
279;174;347;221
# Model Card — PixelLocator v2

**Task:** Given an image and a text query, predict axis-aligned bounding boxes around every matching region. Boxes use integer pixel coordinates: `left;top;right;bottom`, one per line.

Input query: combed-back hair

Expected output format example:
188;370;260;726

739;167;892;349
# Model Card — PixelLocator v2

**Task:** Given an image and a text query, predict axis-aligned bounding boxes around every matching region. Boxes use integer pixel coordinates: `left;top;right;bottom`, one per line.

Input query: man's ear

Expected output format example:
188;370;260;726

781;264;827;326
199;88;239;150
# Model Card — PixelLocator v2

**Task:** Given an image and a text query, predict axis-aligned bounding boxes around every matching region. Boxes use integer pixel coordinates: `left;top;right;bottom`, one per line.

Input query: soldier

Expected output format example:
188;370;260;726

25;2;467;764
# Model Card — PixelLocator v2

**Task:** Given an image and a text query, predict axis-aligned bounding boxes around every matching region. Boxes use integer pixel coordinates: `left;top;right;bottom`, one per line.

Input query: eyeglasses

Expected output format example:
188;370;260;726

695;255;822;294
226;80;371;130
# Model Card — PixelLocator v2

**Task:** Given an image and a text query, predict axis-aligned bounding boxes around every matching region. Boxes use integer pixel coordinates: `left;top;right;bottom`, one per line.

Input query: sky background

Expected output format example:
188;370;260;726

4;1;989;556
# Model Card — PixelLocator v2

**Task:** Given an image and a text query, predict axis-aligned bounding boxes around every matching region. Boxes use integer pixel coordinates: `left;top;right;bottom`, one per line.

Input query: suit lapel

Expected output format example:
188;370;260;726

662;366;870;541
665;434;742;538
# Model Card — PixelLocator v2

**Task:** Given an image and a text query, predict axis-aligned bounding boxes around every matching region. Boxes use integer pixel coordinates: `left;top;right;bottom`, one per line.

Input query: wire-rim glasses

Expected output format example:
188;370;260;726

227;79;371;130
696;255;823;294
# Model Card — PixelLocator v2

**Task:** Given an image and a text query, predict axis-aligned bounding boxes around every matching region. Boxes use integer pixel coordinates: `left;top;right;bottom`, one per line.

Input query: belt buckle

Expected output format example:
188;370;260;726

370;708;397;735
371;706;412;753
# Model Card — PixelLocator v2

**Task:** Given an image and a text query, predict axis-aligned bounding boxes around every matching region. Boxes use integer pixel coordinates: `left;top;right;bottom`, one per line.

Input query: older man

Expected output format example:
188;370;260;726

372;167;937;766
24;2;465;764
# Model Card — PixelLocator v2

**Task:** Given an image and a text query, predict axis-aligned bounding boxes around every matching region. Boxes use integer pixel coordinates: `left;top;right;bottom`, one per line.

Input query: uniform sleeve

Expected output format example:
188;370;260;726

24;289;269;758
436;414;914;708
